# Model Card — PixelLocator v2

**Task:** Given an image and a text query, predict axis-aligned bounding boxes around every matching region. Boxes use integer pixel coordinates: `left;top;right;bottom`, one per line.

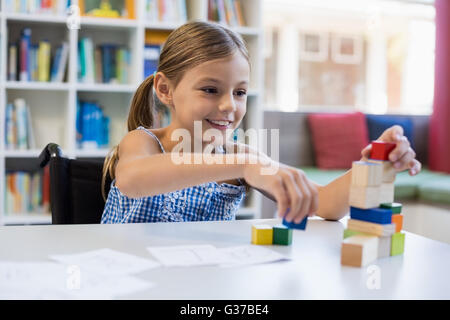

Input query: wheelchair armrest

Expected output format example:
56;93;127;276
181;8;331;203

39;143;63;168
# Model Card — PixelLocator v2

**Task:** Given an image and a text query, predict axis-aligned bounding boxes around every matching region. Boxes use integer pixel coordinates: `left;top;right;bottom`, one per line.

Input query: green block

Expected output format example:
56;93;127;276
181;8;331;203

343;229;371;239
380;202;402;214
391;232;405;256
273;224;292;245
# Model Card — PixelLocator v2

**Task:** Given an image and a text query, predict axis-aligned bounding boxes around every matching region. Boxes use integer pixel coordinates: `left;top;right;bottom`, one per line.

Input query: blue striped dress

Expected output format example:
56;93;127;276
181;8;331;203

101;126;247;223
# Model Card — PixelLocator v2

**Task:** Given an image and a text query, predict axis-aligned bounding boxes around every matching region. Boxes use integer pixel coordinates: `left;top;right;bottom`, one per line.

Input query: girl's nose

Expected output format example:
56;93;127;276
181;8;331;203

218;94;237;113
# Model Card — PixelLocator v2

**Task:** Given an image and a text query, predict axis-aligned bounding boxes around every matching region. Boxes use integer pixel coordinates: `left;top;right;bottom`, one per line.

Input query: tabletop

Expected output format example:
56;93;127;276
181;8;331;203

1;218;450;299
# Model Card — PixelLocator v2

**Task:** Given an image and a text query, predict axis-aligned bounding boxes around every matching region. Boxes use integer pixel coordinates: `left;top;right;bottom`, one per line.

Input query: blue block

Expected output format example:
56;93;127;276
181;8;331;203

282;217;308;230
350;206;392;224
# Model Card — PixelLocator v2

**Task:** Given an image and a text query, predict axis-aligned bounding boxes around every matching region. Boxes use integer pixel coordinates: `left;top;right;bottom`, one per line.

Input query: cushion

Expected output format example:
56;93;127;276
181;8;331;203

308;112;369;169
366;115;415;148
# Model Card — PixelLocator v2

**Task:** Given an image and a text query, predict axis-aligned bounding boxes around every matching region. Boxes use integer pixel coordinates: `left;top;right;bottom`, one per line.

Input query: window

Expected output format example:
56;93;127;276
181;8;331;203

263;0;435;115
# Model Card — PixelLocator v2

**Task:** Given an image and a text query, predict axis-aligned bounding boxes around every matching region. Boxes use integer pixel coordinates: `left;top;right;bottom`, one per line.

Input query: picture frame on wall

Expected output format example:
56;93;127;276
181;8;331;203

299;31;328;62
331;33;363;64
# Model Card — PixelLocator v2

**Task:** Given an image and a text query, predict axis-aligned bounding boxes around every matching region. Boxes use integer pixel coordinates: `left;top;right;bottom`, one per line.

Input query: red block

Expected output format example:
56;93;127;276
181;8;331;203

370;141;396;161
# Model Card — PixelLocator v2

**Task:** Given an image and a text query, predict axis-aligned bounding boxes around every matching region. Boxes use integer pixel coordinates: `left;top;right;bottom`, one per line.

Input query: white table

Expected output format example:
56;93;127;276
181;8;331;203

1;218;450;299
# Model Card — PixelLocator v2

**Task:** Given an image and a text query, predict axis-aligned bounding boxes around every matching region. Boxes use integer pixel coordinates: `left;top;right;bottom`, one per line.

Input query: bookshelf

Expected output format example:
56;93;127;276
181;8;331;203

0;0;264;225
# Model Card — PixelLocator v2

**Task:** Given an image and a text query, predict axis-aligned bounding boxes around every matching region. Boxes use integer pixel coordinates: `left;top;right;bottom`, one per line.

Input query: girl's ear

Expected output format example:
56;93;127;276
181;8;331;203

153;72;174;106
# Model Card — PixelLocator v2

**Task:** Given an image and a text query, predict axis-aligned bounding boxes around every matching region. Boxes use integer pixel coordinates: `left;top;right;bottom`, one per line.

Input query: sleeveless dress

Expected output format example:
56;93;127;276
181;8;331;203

101;126;247;223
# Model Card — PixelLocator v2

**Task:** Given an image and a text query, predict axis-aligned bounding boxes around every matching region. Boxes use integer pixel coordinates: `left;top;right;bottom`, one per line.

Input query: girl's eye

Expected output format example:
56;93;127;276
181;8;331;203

201;88;218;94
235;90;247;97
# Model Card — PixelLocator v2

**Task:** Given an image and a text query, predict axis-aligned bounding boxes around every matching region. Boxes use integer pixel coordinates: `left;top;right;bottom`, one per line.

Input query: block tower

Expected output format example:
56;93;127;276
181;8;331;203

341;141;405;267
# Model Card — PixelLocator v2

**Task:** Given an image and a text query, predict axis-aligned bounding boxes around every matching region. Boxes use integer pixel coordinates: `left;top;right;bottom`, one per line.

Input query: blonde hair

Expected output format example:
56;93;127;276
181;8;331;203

101;21;250;201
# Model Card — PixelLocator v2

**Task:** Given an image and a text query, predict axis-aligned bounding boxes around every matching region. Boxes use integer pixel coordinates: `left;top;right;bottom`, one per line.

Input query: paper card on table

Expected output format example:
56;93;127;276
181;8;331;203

217;245;291;267
0;261;154;299
49;248;160;276
147;244;226;267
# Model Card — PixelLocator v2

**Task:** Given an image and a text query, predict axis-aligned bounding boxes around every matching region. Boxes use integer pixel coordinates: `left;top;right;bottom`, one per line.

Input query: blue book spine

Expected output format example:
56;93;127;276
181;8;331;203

94;103;102;148
50;46;62;82
350;207;392;224
5;103;14;148
76;100;83;147
20;0;27;13
101;46;109;83
103;116;110;147
86;102;93;144
81;102;89;145
143;44;160;78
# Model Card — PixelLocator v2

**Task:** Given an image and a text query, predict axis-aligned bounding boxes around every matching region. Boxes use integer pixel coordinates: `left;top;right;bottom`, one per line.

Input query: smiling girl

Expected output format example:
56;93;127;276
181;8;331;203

100;21;421;224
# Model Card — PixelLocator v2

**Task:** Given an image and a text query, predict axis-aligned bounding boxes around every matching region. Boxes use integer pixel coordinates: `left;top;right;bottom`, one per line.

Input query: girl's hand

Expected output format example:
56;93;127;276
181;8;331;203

243;160;319;223
361;125;422;176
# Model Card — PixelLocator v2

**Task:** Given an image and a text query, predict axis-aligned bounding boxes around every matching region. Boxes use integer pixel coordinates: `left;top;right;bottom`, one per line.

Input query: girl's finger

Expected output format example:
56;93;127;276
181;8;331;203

282;172;303;222
393;148;415;171
289;173;309;223
272;179;289;219
409;159;422;176
389;136;410;162
361;144;372;160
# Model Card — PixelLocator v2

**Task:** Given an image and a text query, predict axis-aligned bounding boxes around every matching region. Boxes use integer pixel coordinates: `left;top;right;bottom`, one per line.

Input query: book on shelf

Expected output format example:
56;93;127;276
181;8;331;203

79;0;135;19
4;169;48;216
144;44;160;79
76;100;110;149
143;30;171;78
9;28;69;82
5;0;72;15
51;42;69;82
145;0;187;24
78;37;131;84
208;0;245;27
19;28;31;81
5;98;36;150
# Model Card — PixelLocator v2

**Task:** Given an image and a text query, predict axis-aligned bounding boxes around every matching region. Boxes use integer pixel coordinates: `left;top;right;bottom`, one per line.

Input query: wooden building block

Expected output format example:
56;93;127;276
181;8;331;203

273;224;293;245
391;214;403;233
343;229;371;239
341;235;379;267
370;141;396;161
368;159;396;183
350;206;392;224
282;217;308;230
379;183;395;204
349;185;380;209
344;229;390;258
391;232;405;256
380;202;402;214
378;235;392;259
351;161;382;187
251;224;273;245
347;219;396;237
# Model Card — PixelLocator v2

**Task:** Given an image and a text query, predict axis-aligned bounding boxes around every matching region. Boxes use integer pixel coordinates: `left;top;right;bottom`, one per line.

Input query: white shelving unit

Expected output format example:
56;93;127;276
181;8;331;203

0;0;264;225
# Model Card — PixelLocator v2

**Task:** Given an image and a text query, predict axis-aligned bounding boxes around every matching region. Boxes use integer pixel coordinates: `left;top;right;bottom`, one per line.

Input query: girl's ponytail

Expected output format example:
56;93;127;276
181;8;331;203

101;74;156;201
127;74;155;131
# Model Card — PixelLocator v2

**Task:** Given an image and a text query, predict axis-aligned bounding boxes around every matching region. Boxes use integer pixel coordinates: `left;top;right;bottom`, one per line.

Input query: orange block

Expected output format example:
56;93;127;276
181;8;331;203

392;214;403;233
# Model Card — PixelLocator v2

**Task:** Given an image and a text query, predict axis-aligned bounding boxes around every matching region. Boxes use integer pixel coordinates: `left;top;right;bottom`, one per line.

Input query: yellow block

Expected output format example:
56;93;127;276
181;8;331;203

252;224;273;245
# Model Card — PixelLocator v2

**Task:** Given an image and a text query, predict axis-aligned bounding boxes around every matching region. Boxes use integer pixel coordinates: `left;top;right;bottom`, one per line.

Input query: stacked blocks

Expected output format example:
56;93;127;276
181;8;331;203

341;141;405;267
251;223;296;246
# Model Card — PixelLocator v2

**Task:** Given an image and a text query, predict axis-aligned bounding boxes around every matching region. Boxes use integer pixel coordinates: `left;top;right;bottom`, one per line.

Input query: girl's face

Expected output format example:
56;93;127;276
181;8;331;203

169;51;249;148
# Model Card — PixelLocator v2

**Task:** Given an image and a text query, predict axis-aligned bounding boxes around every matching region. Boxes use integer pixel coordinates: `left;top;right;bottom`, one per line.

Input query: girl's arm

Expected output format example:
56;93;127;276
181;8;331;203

231;124;421;221
115;130;253;198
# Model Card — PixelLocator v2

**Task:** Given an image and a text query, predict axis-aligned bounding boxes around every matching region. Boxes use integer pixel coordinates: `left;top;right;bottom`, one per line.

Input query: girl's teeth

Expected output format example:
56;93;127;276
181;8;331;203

209;120;229;126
